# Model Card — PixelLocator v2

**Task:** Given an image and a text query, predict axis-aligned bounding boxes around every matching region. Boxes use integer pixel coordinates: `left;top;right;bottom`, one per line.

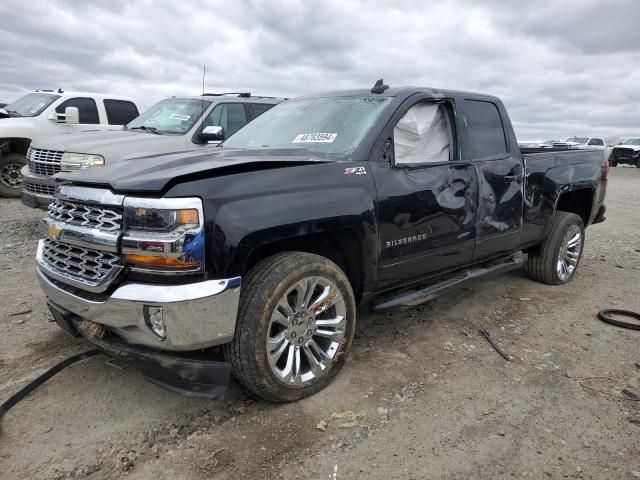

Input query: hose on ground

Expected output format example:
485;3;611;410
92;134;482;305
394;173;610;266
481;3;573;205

0;350;100;426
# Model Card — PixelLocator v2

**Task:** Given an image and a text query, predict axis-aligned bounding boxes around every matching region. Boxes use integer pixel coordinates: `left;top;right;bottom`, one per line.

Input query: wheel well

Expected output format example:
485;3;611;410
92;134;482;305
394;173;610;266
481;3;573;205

245;230;363;302
0;138;31;156
556;188;593;225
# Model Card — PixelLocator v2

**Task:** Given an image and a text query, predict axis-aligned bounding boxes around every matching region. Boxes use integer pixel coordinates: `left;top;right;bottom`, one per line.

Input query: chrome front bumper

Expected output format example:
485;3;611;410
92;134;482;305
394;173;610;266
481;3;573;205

36;266;241;351
20;165;55;209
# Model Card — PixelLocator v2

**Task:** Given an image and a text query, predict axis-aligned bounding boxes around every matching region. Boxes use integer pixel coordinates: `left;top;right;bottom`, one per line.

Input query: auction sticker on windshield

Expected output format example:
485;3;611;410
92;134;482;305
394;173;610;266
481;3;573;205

170;114;191;121
293;133;337;143
30;102;46;114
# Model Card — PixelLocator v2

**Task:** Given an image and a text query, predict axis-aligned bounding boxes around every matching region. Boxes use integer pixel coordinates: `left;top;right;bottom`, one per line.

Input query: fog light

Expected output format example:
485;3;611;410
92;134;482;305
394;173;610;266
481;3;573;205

145;306;166;340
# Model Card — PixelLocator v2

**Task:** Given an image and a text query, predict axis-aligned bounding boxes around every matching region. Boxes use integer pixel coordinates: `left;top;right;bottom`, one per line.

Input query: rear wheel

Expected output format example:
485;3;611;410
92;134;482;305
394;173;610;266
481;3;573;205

525;211;585;285
0;153;26;197
224;252;356;402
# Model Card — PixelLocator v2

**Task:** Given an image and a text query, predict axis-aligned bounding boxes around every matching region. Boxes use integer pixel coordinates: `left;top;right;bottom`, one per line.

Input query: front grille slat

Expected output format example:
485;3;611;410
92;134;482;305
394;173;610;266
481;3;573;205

23;181;56;196
42;239;120;285
48;200;123;232
27;148;63;177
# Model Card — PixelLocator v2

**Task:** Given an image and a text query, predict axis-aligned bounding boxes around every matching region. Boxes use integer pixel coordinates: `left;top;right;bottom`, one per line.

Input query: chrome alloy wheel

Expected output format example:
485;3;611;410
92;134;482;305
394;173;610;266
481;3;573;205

0;162;22;189
266;276;346;385
556;224;582;281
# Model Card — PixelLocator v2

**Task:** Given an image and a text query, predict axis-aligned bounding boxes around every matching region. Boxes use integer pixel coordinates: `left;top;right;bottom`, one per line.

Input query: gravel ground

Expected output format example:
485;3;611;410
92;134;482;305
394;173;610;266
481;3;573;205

1;167;639;480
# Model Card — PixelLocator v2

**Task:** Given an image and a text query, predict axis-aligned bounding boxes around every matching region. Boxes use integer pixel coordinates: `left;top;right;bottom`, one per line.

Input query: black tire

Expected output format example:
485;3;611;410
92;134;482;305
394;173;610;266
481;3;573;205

525;211;585;285
224;252;356;402
0;152;26;197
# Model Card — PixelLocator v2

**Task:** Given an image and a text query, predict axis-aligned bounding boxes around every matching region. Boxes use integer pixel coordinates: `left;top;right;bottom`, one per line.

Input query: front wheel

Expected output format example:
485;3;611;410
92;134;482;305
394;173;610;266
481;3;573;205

0;153;26;197
525;211;585;285
224;252;356;402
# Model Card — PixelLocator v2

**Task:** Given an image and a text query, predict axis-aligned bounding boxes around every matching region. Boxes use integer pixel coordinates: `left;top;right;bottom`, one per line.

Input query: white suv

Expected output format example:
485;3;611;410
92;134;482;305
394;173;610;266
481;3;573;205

0;90;142;197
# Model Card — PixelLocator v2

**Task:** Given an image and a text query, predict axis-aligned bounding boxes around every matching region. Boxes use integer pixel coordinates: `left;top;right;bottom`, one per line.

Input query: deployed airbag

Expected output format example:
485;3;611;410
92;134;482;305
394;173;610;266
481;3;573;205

394;103;450;164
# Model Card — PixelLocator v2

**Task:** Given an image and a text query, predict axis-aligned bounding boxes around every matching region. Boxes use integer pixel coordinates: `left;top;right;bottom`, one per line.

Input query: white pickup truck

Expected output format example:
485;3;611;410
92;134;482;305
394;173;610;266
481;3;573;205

21;93;283;208
0;90;142;197
552;137;611;160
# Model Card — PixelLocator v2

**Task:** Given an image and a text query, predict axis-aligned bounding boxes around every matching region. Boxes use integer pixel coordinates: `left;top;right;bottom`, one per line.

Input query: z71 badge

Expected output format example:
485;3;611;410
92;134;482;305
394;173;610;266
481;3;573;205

344;166;367;175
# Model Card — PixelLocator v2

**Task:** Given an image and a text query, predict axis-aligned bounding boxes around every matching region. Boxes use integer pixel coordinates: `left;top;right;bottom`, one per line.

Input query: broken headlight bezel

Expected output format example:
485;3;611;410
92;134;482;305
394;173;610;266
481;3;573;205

122;197;205;274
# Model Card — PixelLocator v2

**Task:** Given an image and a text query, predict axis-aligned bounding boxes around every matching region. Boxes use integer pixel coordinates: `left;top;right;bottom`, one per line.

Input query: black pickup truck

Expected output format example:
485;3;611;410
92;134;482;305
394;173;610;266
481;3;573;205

36;82;607;402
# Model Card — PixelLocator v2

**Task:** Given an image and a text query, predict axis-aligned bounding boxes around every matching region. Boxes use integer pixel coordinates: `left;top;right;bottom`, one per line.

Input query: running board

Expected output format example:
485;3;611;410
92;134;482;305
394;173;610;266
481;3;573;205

371;255;524;312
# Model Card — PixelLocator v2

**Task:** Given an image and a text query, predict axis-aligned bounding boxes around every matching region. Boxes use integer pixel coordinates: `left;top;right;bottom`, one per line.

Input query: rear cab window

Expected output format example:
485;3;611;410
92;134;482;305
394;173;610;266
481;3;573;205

463;100;508;159
104;99;140;125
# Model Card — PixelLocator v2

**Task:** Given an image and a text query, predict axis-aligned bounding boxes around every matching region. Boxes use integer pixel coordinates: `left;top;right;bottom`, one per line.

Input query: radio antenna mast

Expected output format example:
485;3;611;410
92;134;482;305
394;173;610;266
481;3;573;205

202;64;206;95
199;64;207;138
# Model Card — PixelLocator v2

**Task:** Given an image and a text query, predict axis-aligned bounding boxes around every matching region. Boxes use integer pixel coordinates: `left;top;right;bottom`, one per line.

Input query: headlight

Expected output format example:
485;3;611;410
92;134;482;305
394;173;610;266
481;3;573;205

121;197;205;274
125;206;199;232
60;152;105;171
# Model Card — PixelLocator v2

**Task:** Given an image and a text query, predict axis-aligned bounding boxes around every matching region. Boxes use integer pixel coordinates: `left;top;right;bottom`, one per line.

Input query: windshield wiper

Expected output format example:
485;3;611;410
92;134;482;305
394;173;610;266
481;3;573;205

5;110;22;117
129;126;161;135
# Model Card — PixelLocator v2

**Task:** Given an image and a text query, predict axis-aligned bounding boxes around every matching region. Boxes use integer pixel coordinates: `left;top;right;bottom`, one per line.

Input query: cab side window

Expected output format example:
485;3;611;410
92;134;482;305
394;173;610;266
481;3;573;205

250;103;274;119
104;99;139;125
464;100;507;159
204;103;248;138
56;97;99;124
394;103;452;165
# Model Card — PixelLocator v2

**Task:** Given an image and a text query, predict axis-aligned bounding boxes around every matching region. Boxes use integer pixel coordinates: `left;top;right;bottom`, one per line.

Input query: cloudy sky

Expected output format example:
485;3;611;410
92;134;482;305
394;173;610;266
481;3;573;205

1;0;639;140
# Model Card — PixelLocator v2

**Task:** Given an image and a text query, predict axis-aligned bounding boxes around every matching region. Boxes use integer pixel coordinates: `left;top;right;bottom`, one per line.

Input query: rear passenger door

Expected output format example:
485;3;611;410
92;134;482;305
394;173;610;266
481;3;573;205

462;99;524;260
371;96;478;291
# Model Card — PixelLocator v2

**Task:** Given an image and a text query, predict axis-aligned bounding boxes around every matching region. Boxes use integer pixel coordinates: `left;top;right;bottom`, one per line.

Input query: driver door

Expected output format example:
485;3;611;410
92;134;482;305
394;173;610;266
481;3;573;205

371;97;478;291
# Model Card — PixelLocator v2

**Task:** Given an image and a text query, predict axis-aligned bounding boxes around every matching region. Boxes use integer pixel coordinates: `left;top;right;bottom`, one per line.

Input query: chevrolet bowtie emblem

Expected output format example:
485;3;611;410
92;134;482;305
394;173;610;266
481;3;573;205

48;224;61;239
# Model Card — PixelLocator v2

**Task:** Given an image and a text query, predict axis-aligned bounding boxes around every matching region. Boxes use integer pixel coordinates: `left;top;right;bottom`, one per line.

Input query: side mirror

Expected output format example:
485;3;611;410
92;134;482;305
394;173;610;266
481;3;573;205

64;107;79;124
200;125;224;143
382;138;394;166
50;107;80;124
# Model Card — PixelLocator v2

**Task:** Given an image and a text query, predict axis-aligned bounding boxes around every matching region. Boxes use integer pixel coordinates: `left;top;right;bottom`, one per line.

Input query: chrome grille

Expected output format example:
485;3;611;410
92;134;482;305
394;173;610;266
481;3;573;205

48;200;122;232
23;180;56;196
42;239;120;284
27;148;63;177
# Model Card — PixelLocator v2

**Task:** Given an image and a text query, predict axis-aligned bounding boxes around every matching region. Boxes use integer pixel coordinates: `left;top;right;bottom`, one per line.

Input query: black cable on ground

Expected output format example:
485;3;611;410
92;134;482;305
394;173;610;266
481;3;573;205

478;329;510;361
0;350;100;424
597;309;640;330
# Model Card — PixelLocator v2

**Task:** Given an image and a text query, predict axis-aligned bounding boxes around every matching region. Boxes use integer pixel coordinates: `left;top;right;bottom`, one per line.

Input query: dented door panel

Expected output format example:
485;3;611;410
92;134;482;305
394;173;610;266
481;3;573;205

373;162;478;290
473;157;524;259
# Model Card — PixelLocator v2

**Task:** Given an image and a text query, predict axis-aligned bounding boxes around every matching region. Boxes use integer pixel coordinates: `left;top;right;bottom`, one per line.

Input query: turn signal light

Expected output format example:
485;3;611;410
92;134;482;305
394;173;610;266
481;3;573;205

124;254;201;271
179;209;199;225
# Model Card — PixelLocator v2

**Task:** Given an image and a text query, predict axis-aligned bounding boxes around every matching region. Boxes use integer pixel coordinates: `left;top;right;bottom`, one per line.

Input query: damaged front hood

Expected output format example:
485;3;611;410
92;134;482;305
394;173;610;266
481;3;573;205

56;148;333;193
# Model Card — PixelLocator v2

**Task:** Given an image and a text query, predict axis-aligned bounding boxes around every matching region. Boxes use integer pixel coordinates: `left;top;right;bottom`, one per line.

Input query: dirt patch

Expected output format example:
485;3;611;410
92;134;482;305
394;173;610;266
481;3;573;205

1;169;639;479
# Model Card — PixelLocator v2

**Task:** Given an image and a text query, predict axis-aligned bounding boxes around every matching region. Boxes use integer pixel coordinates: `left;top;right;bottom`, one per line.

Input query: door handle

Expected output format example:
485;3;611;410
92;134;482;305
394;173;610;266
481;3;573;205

503;174;523;182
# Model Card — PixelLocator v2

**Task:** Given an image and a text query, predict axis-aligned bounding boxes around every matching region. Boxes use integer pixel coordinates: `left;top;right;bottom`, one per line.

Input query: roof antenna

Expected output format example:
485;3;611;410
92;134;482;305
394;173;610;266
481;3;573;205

199;65;207;140
371;79;389;94
202;64;206;95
